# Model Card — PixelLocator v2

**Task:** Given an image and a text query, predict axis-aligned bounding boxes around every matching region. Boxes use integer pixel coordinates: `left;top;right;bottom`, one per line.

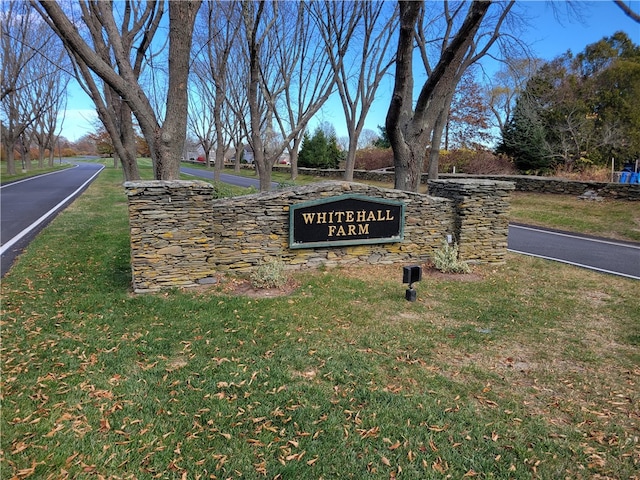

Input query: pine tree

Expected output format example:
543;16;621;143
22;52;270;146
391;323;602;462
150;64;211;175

298;128;342;168
497;93;552;172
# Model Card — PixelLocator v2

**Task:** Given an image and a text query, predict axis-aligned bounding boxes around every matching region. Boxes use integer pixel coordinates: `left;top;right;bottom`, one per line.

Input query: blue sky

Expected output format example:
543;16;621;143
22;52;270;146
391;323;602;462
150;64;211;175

59;1;640;142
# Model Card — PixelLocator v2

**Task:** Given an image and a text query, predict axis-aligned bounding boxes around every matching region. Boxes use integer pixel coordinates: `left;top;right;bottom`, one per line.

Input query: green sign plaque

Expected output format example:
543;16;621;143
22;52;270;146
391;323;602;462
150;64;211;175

289;194;405;249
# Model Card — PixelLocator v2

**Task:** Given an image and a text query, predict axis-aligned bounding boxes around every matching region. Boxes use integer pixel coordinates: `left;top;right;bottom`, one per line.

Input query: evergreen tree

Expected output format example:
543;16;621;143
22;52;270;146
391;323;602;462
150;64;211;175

298;127;342;168
373;125;391;149
497;93;552;172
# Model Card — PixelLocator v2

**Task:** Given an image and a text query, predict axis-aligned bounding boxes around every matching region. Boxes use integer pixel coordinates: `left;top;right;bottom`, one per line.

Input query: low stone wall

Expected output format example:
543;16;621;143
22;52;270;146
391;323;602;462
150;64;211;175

125;179;514;293
439;174;640;200
279;167;639;200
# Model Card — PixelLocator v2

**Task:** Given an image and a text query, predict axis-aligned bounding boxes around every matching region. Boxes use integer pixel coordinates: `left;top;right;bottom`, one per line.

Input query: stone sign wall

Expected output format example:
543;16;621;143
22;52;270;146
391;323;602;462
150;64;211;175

125;179;514;293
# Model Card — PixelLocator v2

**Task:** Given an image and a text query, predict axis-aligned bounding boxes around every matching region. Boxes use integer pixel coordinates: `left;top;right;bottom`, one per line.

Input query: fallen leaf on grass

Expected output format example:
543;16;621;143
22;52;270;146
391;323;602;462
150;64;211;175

428;424;449;432
357;426;380;438
432;457;448;473
16;460;40;478
10;441;29;455
44;423;64;437
99;418;110;432
388;440;401;450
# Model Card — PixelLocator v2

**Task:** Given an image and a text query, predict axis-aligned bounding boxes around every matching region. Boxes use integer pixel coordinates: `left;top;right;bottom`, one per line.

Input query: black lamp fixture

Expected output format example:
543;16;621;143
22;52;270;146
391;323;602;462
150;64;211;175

402;265;422;302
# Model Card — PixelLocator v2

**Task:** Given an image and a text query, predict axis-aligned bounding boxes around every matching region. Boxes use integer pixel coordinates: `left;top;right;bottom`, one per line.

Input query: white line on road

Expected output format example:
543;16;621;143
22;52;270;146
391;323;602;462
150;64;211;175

0;165;104;255
507;248;640;280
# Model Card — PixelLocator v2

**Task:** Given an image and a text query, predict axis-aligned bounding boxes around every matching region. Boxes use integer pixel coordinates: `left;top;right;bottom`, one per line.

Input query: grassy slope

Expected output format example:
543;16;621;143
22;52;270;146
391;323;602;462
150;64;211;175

510;191;640;242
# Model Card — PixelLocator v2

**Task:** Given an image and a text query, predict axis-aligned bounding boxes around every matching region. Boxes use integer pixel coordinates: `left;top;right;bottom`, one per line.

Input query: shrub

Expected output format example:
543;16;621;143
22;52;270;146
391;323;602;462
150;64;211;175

354;147;394;170
439;149;516;175
250;258;288;289
432;240;471;274
211;181;235;199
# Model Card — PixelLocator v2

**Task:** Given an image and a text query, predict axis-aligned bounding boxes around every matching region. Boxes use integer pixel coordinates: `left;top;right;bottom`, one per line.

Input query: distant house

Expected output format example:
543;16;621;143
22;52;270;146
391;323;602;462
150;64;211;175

242;146;290;165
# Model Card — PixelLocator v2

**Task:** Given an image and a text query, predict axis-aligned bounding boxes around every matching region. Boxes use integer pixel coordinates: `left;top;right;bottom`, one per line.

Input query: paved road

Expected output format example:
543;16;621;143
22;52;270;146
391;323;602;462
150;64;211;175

508;223;640;280
1;163;104;277
180;166;279;189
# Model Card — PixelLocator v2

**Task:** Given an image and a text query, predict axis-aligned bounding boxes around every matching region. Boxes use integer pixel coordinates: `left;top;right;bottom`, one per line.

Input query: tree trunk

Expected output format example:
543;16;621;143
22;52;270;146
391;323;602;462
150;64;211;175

289;135;303;181
5;146;17;176
119;101;140;181
386;1;421;191
427;100;452;180
343;134;359;182
387;0;491;191
152;1;200;180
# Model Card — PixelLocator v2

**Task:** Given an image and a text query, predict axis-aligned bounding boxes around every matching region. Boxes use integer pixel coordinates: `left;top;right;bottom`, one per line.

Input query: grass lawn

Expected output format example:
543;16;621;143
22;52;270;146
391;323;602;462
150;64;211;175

510;192;640;243
1;166;639;479
1;160;72;183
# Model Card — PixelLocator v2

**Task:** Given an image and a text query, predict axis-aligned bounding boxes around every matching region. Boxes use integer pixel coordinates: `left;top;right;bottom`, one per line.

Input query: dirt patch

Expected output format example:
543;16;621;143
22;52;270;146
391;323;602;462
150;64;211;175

420;265;483;282
220;276;300;298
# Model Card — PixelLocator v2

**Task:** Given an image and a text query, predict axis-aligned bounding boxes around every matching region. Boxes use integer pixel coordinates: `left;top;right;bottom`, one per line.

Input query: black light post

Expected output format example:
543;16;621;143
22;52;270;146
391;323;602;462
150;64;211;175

402;265;422;302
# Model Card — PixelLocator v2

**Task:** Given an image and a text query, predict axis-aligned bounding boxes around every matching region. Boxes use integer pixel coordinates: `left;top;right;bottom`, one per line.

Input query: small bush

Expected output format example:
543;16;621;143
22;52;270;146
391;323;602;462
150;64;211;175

439;149;516;175
432;240;471;274
211;181;236;199
250;258;288;289
354;148;394;171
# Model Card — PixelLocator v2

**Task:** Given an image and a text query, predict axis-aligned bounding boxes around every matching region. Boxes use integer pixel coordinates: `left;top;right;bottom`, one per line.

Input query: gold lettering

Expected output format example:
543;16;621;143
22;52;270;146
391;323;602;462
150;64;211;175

334;211;345;223
346;211;354;222
357;210;366;222
348;224;356;235
385;209;394;220
358;224;369;235
367;211;376;222
328;225;337;237
377;210;385;221
302;213;315;224
328;211;334;223
317;212;327;224
336;225;346;236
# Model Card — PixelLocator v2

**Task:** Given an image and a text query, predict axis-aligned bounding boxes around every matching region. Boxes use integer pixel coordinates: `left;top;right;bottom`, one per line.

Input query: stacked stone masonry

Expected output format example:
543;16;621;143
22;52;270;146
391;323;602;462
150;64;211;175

125;179;514;293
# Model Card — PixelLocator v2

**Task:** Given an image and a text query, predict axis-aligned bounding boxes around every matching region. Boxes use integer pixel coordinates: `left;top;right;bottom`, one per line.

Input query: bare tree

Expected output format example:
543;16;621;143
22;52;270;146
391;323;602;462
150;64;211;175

238;1;337;190
1;2;65;175
614;0;640;23
485;57;541;139
273;1;337;181
33;0;202;180
188;59;216;168
224;40;250;173
387;0;517;191
31;75;69;168
64;1;165;181
311;0;398;182
241;0;279;191
190;1;242;180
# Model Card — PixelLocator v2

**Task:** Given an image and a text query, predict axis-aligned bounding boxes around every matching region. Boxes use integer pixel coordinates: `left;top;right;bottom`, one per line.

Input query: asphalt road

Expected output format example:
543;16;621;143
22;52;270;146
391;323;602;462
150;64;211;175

508;223;640;280
2;165;638;280
0;163;104;277
180;166;279;189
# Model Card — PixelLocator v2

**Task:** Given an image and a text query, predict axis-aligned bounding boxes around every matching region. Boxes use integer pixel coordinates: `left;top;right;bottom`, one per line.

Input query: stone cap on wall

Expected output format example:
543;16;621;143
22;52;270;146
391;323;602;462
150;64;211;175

124;179;214;193
428;178;516;191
